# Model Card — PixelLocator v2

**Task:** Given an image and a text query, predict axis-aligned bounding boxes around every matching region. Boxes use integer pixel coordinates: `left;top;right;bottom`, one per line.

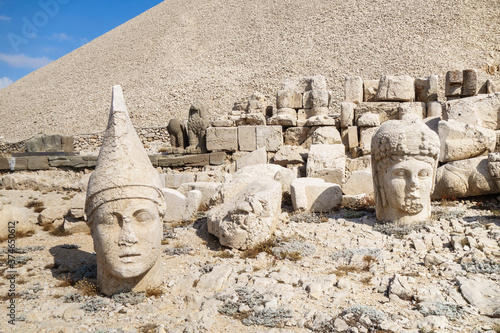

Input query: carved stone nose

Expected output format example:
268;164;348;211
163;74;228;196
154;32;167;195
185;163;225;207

118;217;138;246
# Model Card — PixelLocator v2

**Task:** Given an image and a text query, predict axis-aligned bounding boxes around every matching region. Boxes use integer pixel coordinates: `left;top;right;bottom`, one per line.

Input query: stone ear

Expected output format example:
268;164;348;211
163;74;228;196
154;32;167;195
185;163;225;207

380;184;387;207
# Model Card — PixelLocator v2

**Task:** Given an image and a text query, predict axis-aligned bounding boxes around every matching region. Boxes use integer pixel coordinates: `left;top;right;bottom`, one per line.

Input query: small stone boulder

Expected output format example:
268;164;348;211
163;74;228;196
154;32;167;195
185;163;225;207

306;144;346;185
290;177;342;213
162;188;202;223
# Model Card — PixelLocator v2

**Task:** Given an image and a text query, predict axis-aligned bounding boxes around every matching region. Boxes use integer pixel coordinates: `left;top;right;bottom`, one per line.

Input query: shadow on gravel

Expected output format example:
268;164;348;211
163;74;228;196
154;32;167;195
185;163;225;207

193;217;224;251
48;245;96;280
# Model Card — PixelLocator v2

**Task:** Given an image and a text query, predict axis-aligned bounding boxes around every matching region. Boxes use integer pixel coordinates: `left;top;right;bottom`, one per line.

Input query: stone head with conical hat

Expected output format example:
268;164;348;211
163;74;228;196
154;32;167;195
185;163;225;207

85;85;165;296
371;119;440;224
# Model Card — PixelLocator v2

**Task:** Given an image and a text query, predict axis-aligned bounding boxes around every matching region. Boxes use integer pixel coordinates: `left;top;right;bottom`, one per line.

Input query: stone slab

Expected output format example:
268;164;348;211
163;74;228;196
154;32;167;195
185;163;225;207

206;127;238;151
27;156;49;170
256;126;283;152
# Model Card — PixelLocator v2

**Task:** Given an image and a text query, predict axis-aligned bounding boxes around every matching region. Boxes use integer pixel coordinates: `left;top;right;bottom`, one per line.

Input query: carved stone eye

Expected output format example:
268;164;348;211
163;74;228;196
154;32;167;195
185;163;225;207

134;210;154;223
419;170;430;178
393;169;406;177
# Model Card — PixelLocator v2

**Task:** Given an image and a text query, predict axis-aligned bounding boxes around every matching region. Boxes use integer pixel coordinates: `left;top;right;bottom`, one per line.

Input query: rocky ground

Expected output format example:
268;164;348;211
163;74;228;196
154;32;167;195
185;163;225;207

0;171;500;333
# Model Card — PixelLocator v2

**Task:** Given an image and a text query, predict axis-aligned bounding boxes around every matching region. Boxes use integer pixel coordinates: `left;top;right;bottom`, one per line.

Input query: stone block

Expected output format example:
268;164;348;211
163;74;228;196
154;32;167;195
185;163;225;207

357;113;380;127
256;126;283;152
438;120;496;162
375;75;415;102
309;75;327;91
236;113;266;126
48;156;87;168
297;109;308;126
340;102;355;128
61;136;75;152
306;144;346;184
267;108;297;126
427;101;444;118
10;157;27;170
236;147;267;170
360;126;380;155
355;102;400;124
303;90;329;109
281;75;327;93
342;170;374;195
63;218;89;234
148;155;159;167
158;156;184;167
0;157;10;170
363;79;379;102
445;70;463;97
238;126;257;151
284;127;313;146
277;90;303;109
415;75;438;103
274;145;307;166
444;93;500;130
164;173;196;189
210;152;226;165
487;79;500;94
344;76;363;103
178;182;222;211
163;188;202;223
206;127;238;151
291;177;342;212
398;102;426;119
311;126;341;145
305;115;337;127
235;164;296;195
27;156;49;170
461;69;478;96
25;137;44;153
347;126;358;149
183;154;210;166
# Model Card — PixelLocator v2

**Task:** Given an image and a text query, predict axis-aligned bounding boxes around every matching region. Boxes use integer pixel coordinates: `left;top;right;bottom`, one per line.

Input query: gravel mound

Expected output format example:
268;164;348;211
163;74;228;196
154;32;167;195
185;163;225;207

0;0;499;141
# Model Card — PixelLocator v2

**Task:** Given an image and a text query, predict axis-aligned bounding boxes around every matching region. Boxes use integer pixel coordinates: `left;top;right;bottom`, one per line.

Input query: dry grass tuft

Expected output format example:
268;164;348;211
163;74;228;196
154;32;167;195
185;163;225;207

146;285;164;298
74;278;99;296
240;238;276;259
49;225;72;237
25;199;46;213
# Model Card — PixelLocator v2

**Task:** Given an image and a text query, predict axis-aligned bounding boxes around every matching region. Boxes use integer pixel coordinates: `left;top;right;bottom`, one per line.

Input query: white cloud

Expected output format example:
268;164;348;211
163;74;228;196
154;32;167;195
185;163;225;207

0;15;10;21
0;53;53;69
49;33;73;42
0;77;13;90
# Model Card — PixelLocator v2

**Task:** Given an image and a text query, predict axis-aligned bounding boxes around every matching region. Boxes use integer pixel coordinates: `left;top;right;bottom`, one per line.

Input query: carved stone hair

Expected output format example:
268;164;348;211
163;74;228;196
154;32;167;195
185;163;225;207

371;119;440;207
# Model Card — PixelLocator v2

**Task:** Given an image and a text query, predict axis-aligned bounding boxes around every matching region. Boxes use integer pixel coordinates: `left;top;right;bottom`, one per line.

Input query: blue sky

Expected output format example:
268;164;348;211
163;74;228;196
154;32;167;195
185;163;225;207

0;0;163;89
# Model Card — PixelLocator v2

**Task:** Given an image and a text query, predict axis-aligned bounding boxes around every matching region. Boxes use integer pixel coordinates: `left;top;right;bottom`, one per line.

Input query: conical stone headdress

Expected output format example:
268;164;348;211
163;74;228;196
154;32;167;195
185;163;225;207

85;85;165;219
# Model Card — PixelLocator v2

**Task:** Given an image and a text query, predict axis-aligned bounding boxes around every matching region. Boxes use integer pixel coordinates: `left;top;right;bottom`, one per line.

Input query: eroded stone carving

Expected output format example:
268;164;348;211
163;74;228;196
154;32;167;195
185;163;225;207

187;102;210;153
371;119;440;224
167;118;187;151
85;85;165;296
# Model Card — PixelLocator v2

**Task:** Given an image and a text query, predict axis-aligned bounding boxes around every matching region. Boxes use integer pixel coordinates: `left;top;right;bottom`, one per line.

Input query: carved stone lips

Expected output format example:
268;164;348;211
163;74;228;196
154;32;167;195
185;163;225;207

119;252;141;258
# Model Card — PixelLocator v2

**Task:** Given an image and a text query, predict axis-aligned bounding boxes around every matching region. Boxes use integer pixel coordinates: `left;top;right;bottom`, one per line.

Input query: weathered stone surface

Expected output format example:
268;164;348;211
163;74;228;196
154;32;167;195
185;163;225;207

363;79;379;102
38;206;68;225
303;90;329;109
27;156;49;170
306;144;346;184
178;182;222;211
183;154;210;166
267;108;297;126
305;115;337;127
342;170;374;195
284;127;313;146
398;102;426;119
276;90;302;109
438;120;496;162
445;70;463;97
0;204;35;241
10;157;27;170
164;173;195;189
281;75;326;93
444;93;500;130
311;126;341;145
211;116;235;127
360;126;379;155
236;113;266;126
274;145;307;166
344;76;363;103
372;119;440;224
375;75;415;102
1;170;83;192
85;85;164;296
48;156;90;168
206;127;238;151
26;134;74;152
357;113;380;127
237;126;257;151
256;126;283;152
63;217;89;233
0;157;10;170
207;177;282;250
461;69;478;96
427;101;444;118
340;102;355;128
347;126;359;150
69;193;86;219
290;177;342;212
432;156;498;199
487;78;500;94
236;147;267;170
424;116;440;135
162;188;202;223
415;75;438;102
209;152;226;165
354;102;400;124
457;276;500;317
235;163;296;195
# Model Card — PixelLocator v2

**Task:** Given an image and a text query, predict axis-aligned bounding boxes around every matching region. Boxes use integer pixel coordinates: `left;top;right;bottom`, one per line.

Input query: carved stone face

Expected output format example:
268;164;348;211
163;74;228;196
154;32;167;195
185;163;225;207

381;158;433;220
91;198;162;279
